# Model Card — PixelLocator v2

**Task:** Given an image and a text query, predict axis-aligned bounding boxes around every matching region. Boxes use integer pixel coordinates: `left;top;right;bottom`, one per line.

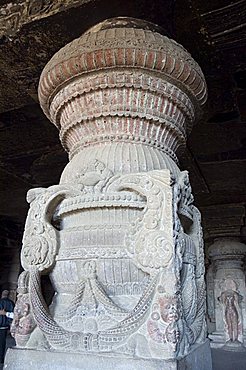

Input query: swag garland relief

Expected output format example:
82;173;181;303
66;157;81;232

14;165;206;359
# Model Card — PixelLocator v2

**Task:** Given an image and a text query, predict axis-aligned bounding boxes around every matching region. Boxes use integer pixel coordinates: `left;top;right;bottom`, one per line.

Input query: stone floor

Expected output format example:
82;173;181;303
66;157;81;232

1;336;245;370
211;348;246;370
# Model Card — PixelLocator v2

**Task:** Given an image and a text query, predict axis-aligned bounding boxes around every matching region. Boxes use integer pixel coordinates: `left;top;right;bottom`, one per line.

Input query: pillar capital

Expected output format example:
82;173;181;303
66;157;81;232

39;17;207;163
208;237;246;261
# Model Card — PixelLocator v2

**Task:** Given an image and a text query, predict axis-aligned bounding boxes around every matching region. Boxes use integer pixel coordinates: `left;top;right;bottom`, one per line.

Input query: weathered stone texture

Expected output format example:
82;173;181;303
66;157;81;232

5;340;212;370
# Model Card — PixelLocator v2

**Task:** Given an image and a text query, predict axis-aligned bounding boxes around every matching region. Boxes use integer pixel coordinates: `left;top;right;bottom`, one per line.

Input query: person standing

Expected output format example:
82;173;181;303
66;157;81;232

0;290;14;364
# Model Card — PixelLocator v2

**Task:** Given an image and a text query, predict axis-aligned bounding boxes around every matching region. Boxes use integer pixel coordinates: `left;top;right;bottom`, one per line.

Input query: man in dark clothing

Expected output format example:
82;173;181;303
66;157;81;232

0;290;14;364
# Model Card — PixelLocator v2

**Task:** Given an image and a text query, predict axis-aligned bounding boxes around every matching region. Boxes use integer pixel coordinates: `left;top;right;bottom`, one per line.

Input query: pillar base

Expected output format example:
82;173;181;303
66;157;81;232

209;333;246;351
4;341;212;370
209;333;228;348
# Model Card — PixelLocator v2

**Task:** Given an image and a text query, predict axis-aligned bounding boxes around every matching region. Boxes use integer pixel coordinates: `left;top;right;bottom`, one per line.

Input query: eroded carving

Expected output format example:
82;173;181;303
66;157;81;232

21;184;83;272
10;271;36;347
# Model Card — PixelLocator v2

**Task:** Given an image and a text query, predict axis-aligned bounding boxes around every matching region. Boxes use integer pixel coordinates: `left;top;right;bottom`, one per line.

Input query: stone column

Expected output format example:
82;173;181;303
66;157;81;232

207;238;246;350
5;17;211;370
7;249;21;302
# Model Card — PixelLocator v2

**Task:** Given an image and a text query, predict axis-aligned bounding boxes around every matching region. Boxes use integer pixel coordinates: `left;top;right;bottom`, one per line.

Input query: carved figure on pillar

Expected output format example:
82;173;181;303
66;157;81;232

218;278;243;346
8;17;211;369
10;271;36;347
220;290;242;342
207;239;246;350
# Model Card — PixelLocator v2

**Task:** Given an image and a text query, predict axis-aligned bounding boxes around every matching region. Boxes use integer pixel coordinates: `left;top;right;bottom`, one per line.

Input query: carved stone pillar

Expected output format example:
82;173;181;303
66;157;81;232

207;238;246;350
5;18;212;370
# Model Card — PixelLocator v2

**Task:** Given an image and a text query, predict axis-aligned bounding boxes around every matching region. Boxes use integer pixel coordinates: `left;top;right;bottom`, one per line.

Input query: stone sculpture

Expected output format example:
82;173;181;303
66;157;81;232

10;271;36;347
6;17;211;369
219;288;243;343
207;238;246;349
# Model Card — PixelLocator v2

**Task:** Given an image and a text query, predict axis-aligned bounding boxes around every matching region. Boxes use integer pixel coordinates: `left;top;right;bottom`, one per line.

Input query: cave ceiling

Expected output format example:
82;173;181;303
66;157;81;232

0;0;245;247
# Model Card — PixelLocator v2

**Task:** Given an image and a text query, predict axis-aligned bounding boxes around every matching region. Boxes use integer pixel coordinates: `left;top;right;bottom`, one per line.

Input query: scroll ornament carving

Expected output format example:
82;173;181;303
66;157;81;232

107;170;174;273
21;184;82;273
16;166;206;360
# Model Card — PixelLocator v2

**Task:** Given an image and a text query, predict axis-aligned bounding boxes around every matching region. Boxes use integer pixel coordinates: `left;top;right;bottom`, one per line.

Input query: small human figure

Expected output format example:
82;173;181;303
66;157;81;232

10;296;36;347
0;290;15;363
219;289;242;343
